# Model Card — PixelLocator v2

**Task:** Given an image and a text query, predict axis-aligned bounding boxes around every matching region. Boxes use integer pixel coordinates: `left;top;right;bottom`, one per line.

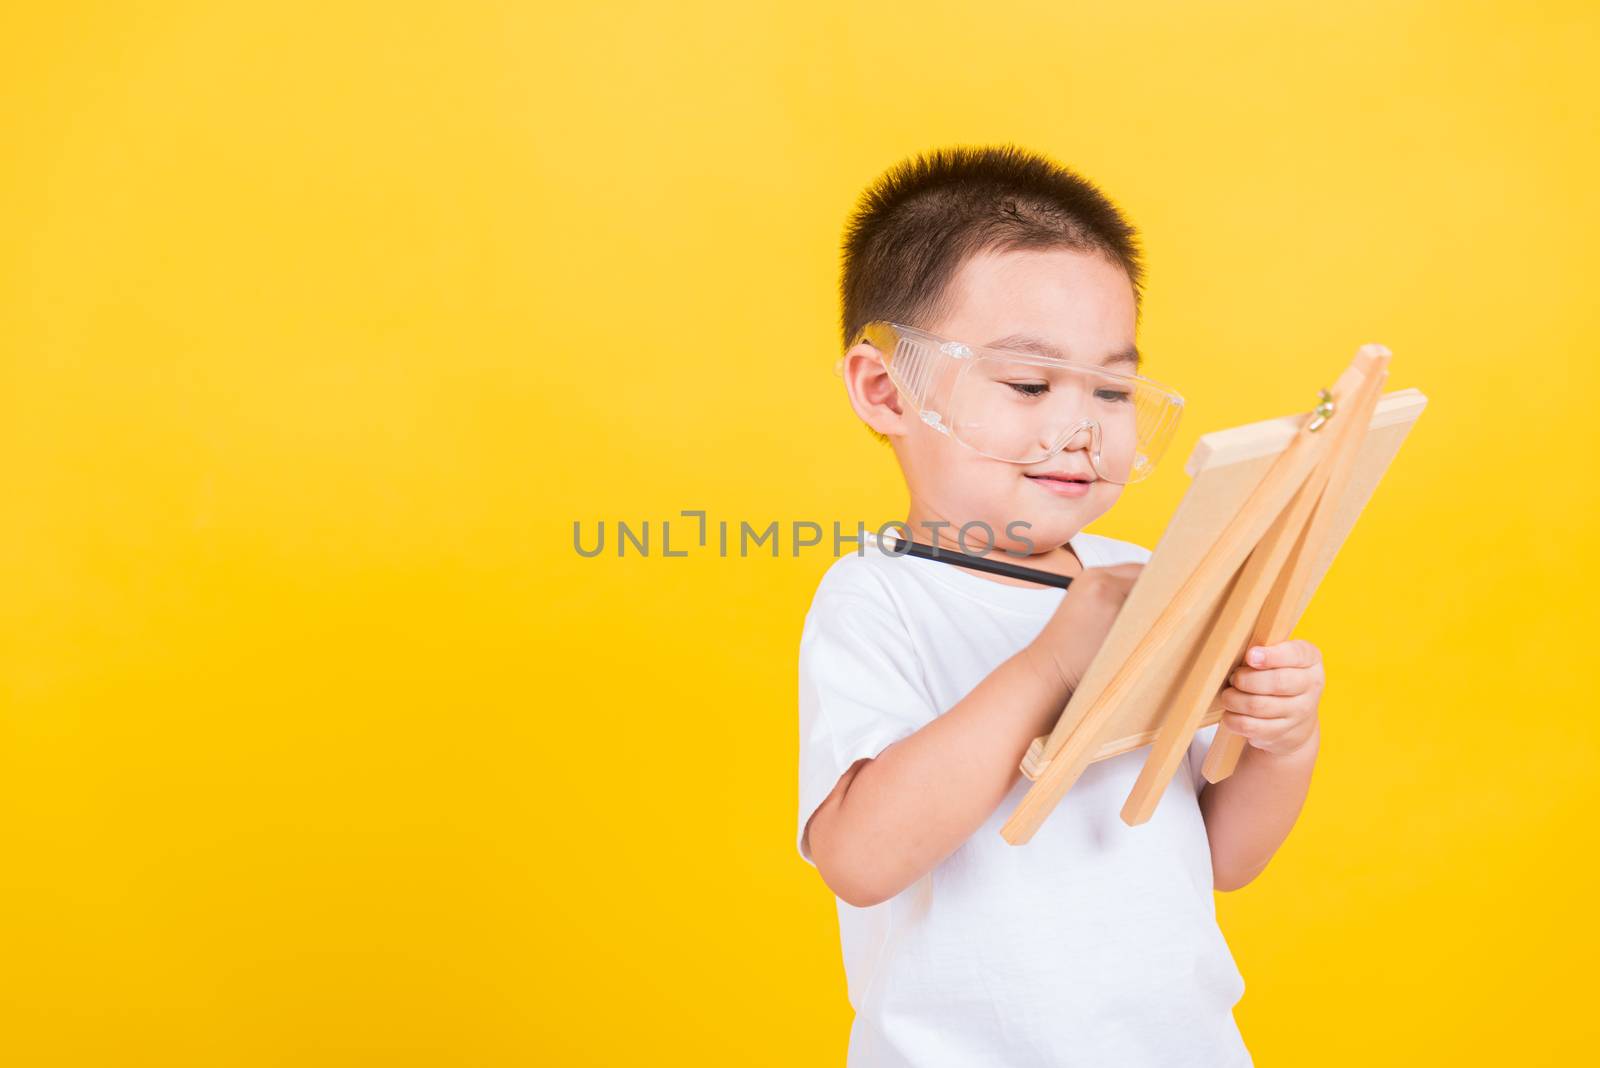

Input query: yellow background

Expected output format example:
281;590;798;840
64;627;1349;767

3;2;1596;1063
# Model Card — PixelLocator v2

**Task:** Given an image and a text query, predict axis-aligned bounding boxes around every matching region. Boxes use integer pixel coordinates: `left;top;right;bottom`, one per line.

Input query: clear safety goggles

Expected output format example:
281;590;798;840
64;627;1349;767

842;320;1186;485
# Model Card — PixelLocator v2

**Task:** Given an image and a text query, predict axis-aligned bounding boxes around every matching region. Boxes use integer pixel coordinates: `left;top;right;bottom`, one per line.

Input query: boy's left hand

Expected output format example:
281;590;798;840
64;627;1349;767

1218;638;1324;758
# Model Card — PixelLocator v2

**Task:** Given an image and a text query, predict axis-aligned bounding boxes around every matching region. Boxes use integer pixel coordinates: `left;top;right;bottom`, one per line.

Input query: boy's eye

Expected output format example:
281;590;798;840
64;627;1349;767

1005;382;1132;402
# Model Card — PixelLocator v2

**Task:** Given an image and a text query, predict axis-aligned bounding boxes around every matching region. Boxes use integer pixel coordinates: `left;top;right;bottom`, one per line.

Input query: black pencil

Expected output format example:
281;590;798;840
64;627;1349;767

889;537;1074;590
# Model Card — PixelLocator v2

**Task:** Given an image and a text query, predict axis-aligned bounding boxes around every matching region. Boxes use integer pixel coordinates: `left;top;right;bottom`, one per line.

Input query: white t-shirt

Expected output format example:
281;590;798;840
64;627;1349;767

796;530;1251;1067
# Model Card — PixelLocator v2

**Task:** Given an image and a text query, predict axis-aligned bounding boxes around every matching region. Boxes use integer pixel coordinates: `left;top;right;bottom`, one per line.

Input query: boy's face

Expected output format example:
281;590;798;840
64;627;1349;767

847;246;1140;556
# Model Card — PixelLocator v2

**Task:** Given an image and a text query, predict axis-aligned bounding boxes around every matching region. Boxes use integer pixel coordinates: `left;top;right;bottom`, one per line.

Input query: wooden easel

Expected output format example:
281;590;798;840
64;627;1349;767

1001;344;1403;844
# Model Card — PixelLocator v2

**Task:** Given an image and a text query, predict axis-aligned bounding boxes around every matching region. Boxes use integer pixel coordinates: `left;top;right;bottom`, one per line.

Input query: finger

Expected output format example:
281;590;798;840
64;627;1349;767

1220;710;1250;737
1218;686;1292;718
1228;666;1305;697
1244;639;1318;670
1220;710;1286;739
1222;711;1304;750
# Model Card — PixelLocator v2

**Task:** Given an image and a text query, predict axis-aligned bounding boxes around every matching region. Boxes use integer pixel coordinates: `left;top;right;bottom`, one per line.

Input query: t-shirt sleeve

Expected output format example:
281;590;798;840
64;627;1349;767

796;581;937;868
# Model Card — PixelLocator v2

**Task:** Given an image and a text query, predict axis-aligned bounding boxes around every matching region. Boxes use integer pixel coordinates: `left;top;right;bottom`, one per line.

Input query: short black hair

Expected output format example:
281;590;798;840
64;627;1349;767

838;143;1144;354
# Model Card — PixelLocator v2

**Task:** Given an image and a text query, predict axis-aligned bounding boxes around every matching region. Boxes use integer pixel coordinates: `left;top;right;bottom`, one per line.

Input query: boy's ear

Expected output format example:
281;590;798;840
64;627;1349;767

840;342;908;437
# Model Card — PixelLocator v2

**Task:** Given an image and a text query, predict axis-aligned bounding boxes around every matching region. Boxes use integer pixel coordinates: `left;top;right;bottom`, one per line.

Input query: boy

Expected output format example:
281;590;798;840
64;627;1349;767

797;145;1326;1066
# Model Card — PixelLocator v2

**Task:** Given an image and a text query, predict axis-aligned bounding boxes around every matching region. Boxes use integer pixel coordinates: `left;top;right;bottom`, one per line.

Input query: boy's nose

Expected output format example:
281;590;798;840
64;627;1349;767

1040;419;1095;455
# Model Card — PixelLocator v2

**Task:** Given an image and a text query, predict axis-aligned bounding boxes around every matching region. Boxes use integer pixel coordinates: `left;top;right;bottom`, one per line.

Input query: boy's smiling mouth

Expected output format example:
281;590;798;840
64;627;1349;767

1024;469;1097;497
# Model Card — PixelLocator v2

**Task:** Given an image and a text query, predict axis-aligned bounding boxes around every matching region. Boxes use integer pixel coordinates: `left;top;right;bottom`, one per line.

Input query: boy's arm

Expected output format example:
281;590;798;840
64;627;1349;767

804;565;1142;909
1198;638;1326;890
1198;727;1319;891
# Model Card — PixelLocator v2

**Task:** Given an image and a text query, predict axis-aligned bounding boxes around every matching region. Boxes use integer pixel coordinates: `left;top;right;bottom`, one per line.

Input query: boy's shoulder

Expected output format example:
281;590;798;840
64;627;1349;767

805;538;905;611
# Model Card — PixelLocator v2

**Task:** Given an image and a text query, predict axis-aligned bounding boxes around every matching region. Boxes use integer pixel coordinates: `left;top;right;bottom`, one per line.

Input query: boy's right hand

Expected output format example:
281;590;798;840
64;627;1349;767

1033;563;1146;693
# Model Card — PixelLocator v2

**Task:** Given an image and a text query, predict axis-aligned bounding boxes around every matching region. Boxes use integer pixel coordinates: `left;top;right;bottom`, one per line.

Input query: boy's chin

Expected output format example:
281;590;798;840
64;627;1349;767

1007;498;1106;548
1014;519;1085;553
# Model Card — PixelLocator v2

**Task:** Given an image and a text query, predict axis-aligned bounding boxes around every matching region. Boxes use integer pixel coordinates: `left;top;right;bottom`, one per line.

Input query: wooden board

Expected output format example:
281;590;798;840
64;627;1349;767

1020;383;1428;778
